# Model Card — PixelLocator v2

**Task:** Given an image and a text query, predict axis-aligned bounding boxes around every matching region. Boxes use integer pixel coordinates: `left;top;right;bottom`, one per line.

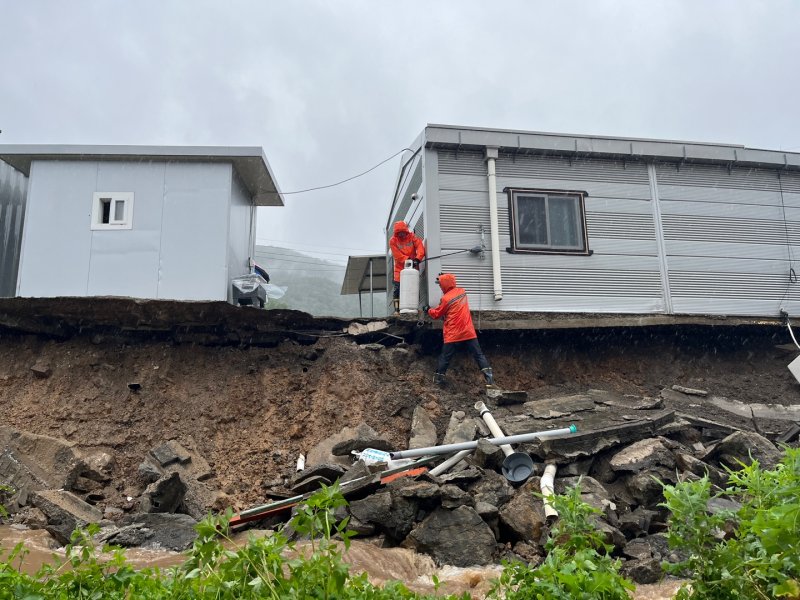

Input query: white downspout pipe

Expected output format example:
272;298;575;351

485;146;503;301
540;464;558;520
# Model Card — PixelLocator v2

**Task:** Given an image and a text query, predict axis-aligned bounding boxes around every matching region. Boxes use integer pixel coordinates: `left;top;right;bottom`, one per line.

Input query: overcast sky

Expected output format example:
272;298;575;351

2;1;799;266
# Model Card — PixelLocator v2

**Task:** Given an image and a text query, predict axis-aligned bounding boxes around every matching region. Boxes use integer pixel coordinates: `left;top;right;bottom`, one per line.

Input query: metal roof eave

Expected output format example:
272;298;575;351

341;255;388;295
0;144;284;206
423;124;800;171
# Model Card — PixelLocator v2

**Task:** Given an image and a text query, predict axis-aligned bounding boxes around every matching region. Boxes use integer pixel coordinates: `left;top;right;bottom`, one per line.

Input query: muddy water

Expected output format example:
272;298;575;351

0;525;682;598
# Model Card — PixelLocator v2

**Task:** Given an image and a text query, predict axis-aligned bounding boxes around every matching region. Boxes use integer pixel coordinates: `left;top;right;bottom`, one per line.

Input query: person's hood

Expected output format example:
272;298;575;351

393;221;410;235
438;273;456;292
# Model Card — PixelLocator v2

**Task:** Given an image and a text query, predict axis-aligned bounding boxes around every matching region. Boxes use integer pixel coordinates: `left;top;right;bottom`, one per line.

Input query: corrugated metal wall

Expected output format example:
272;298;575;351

434;149;663;313
428;147;800;317
656;163;800;316
0;160;27;297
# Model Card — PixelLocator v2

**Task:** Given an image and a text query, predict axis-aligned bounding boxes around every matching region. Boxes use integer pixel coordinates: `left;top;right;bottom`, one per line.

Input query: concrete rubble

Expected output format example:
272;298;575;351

1;382;796;582
285;385;792;581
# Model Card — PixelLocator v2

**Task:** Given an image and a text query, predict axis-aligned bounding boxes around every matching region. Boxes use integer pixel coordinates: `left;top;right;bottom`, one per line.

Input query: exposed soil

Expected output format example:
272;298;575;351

1;317;796;513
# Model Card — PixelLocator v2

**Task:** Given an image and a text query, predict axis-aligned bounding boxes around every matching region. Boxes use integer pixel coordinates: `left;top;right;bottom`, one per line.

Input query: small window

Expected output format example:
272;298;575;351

506;188;589;254
91;192;134;230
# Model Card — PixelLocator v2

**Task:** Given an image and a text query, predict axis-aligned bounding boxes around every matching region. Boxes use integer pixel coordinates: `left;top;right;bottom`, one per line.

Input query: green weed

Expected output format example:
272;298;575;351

489;480;634;600
661;446;800;599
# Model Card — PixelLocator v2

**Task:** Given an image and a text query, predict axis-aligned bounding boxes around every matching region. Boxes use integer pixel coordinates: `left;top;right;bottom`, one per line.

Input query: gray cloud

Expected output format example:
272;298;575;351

2;0;798;264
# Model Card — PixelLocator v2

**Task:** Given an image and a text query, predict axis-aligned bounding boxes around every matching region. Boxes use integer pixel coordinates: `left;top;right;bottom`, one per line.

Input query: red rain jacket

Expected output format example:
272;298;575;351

389;221;425;282
428;273;477;343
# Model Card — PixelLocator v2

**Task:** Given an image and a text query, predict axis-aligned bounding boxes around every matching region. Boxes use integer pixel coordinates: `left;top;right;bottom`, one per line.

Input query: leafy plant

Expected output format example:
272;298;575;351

0;481;467;599
490;480;634;600
661;446;800;599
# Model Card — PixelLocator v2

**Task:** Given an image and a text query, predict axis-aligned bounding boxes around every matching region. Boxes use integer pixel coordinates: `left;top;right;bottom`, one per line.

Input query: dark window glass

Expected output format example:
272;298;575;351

510;190;587;253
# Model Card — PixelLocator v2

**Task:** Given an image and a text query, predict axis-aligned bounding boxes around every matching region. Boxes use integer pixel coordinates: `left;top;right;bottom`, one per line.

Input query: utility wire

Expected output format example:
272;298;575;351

281;148;413;195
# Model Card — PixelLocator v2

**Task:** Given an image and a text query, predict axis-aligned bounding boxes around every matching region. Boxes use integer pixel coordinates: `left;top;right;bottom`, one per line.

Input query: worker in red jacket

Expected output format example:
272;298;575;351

427;273;495;388
389;221;425;314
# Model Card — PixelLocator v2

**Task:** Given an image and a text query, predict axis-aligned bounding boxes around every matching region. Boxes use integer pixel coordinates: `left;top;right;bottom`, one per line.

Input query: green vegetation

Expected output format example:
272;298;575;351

0;480;641;599
490;482;634;600
661;446;800;599
0;483;466;599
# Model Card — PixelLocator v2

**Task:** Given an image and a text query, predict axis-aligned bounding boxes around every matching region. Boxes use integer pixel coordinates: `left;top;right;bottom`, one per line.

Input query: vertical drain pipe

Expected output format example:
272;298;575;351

540;464;558;520
485;146;503;301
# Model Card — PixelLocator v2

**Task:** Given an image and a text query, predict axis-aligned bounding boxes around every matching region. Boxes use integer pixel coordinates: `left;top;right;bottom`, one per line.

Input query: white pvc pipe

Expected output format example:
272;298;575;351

475;401;513;456
429;449;473;476
485;149;503;301
390;425;578;460
541;464;558;519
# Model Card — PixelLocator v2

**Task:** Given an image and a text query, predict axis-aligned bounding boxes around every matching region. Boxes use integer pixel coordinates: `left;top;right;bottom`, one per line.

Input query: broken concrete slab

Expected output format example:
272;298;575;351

472;438;505;470
704;430;782;470
30;361;52;378
182;478;229;521
79;450;114;483
587;389;663;411
409;406;437;450
486;388;529;405
672;385;708;397
498;479;547;543
110;513;198;551
522;410;676;463
140;472;186;513
522;394;596;419
609;439;675;473
405;506;497;567
0;426;84;509
293;463;347;487
31;489;103;545
291;475;331;494
349;491;417;541
150;441;191;467
330;423;393;456
709;396;800;422
346;321;389;336
442;412;478;446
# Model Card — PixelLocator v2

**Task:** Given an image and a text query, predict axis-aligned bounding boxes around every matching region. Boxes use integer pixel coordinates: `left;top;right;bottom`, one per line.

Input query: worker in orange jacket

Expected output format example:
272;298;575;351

427;273;495;388
389;221;425;314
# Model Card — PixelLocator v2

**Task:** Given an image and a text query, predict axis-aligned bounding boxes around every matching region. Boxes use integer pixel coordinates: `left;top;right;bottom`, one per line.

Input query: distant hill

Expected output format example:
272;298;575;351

253;245;387;318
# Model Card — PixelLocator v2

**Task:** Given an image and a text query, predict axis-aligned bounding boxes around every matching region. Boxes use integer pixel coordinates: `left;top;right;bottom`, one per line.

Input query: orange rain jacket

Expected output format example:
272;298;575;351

389;221;425;282
428;273;477;343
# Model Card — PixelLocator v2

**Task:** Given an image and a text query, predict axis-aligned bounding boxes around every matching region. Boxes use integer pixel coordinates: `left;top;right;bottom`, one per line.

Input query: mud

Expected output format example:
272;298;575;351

1;322;796;513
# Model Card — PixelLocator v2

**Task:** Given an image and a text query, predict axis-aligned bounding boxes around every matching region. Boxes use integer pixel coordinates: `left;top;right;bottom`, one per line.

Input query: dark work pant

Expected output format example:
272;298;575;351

436;338;490;374
393;281;400;299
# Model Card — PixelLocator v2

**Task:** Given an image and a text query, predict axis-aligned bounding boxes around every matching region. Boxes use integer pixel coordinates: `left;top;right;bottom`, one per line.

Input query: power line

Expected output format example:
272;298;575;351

280;148;413;195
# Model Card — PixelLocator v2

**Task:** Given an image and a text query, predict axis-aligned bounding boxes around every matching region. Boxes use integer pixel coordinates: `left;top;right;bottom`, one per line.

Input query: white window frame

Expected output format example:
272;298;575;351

91;192;134;230
506;187;590;255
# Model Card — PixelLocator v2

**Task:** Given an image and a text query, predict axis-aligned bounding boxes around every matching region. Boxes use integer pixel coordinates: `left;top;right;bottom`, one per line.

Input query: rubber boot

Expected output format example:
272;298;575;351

433;372;446;387
482;368;498;389
393;298;400;315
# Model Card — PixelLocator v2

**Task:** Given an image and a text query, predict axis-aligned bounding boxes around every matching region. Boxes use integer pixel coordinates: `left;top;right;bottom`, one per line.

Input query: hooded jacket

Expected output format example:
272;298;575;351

389;221;425;282
427;273;477;343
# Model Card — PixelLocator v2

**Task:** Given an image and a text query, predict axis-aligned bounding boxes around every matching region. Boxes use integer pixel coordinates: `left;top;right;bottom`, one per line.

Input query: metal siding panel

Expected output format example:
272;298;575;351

0;161;27;297
158;163;230;300
86;162;165;297
436;151;663;314
18;161;96;297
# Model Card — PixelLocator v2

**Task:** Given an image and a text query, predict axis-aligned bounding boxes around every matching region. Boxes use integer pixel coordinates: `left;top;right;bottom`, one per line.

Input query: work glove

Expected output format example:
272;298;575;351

422;304;430;312
412;259;420;269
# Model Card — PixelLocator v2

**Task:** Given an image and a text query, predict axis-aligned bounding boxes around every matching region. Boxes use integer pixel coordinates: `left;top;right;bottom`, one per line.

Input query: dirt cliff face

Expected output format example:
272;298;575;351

0;322;795;513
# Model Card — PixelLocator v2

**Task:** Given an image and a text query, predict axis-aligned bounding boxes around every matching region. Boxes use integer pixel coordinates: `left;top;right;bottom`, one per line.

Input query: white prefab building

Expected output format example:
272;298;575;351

387;125;800;318
0;145;283;301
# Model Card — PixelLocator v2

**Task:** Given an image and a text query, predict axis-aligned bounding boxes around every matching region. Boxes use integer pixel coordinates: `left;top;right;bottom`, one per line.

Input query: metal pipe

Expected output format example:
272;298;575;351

429;449;473;476
485;147;503;301
390;425;578;460
541;463;558;519
475;401;513;456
